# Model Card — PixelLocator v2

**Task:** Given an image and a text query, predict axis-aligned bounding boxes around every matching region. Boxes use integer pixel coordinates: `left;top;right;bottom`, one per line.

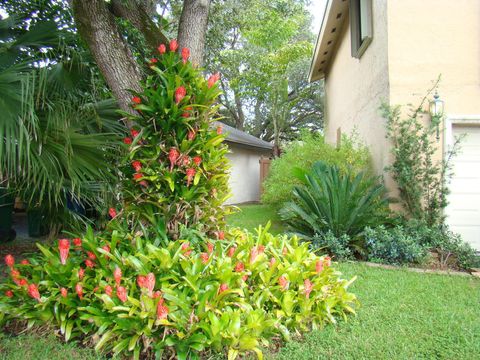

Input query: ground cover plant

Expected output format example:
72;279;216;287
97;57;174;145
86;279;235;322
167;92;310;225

0;43;356;359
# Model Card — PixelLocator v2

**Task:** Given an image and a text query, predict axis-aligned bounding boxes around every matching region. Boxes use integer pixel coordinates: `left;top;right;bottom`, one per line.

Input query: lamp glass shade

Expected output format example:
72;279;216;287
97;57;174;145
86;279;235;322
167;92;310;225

429;94;444;116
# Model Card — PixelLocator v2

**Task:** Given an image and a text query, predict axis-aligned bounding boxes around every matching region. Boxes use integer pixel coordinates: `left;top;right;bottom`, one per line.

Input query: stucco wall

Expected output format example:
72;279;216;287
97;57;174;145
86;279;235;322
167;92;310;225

225;144;272;205
324;0;391;182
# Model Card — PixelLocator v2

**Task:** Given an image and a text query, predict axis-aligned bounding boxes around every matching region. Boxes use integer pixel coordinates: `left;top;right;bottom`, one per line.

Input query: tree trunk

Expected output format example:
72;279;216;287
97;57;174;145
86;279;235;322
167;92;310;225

177;0;211;66
109;0;169;50
72;0;143;115
233;89;245;131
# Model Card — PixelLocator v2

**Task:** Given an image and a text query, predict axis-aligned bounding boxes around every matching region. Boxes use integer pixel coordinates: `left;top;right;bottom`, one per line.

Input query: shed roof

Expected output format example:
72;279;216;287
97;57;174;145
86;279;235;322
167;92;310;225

215;122;273;150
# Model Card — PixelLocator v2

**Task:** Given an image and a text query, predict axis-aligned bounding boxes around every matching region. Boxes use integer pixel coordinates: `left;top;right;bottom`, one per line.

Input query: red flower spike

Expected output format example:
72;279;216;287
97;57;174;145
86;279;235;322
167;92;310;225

181;242;192;257
200;252;209;264
137;275;146;288
114;267;122;286
186;168;196;186
123;137;132;145
234;262;245;272
217;230;225;240
149;58;158;64
153;290;162;299
133;173;144;180
316;260;324;273
168;148;180;171
250;246;259;264
157;301;169;320
282;246;288;255
304;279;313;298
182;156;190;166
10;269;20;279
28;284;40;301
207;242;214;254
87;251;96;260
175;86;186;104
85;259;95;268
181;47;190;64
279;276;288;290
109;207;117;219
117;286;127;303
187;129;196;141
193;156;202;166
58;239;70;265
216;125;223;135
132;96;141;105
132;160;142;172
75;283;83;299
169;39;178;52
218;283;229;294
145;273;155;296
324;256;332;267
181;112;190;118
105;285;113;297
208;72;221;88
20;259;29;265
16;278;28;287
131;130;140;139
269;257;276;268
227;246;236;258
78;267;85;280
5;290;13;298
102;245;110;253
60;287;67;298
73;238;82;248
158;44;166;54
4;254;14;268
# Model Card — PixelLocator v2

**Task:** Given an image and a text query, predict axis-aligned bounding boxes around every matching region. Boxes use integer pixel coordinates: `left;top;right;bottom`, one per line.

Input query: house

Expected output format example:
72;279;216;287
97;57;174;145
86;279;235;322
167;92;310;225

219;122;273;204
308;0;480;250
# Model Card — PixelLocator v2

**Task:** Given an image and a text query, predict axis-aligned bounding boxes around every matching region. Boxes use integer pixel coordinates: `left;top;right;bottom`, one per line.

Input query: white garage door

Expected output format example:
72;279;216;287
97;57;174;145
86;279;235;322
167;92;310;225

446;124;480;250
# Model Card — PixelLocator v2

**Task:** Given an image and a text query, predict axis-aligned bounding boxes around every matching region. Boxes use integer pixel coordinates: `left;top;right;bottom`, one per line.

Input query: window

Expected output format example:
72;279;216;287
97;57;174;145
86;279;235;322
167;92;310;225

350;0;373;58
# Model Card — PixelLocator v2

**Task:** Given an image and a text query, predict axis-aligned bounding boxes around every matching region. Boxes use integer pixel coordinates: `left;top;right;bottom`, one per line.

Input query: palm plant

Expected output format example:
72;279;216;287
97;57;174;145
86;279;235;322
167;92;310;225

281;161;389;251
0;16;123;234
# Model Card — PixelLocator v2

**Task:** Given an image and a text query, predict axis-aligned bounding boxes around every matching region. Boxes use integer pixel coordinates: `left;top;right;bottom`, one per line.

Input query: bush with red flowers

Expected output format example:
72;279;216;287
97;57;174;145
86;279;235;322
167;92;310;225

119;42;230;238
0;224;356;359
0;40;357;359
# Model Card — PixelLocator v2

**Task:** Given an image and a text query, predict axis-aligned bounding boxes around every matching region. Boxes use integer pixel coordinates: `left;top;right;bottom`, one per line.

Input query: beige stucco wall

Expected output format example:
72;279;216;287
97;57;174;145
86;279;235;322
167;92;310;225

225;144;272;205
324;0;391;183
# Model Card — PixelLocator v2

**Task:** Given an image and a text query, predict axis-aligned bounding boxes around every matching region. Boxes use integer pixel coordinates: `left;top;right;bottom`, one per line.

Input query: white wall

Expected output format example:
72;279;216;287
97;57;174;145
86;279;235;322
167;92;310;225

225;144;272;205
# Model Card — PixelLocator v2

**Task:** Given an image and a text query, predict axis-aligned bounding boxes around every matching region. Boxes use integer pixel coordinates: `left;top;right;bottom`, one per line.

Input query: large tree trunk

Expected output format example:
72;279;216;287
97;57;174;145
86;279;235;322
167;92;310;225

109;0;169;50
72;0;143;115
177;0;211;66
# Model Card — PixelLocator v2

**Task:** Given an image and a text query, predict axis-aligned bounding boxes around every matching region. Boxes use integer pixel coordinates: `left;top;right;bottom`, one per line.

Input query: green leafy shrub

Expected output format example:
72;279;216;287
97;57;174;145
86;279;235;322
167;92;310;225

364;226;428;265
381;90;462;226
311;232;353;260
0;225;356;359
119;41;230;238
262;132;372;206
281;161;389;253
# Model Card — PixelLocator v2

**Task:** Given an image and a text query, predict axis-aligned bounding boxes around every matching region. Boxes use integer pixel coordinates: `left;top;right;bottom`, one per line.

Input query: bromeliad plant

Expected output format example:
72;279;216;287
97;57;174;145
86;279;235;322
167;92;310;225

119;39;230;238
0;224;356;359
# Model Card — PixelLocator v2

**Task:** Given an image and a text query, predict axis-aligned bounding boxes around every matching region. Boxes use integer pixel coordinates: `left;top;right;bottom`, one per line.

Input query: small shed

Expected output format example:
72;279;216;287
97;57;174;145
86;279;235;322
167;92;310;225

219;123;273;204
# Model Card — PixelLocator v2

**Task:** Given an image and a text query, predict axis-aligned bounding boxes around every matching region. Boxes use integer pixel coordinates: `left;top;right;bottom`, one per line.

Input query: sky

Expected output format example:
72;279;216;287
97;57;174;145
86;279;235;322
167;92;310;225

309;0;328;33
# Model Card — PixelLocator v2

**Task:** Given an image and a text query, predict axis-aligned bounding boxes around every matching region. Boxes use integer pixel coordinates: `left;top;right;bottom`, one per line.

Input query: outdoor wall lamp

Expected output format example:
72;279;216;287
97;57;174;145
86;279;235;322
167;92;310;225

429;90;444;140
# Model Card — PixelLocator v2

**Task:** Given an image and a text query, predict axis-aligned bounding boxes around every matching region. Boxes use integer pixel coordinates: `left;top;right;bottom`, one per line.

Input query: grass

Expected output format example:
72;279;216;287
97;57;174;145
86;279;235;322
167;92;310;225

227;204;284;235
1;204;479;359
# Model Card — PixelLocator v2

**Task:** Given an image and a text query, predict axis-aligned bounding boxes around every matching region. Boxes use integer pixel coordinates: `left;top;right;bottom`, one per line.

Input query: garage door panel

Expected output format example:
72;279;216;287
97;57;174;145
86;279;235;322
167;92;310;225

447;124;480;250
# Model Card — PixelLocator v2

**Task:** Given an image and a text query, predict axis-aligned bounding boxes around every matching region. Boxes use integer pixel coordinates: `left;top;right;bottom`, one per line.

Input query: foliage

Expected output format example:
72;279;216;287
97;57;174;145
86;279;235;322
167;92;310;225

262;132;372;206
0;224;357;359
0;16;123;232
280;162;389;251
201;0;322;140
381;88;462;226
311;232;353;260
119;43;230;238
364;226;428;265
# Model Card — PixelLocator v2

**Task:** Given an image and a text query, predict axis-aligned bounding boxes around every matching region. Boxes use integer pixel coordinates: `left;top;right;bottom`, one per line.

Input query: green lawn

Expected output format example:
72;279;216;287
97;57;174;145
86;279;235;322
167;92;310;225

227;204;284;235
1;204;479;359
